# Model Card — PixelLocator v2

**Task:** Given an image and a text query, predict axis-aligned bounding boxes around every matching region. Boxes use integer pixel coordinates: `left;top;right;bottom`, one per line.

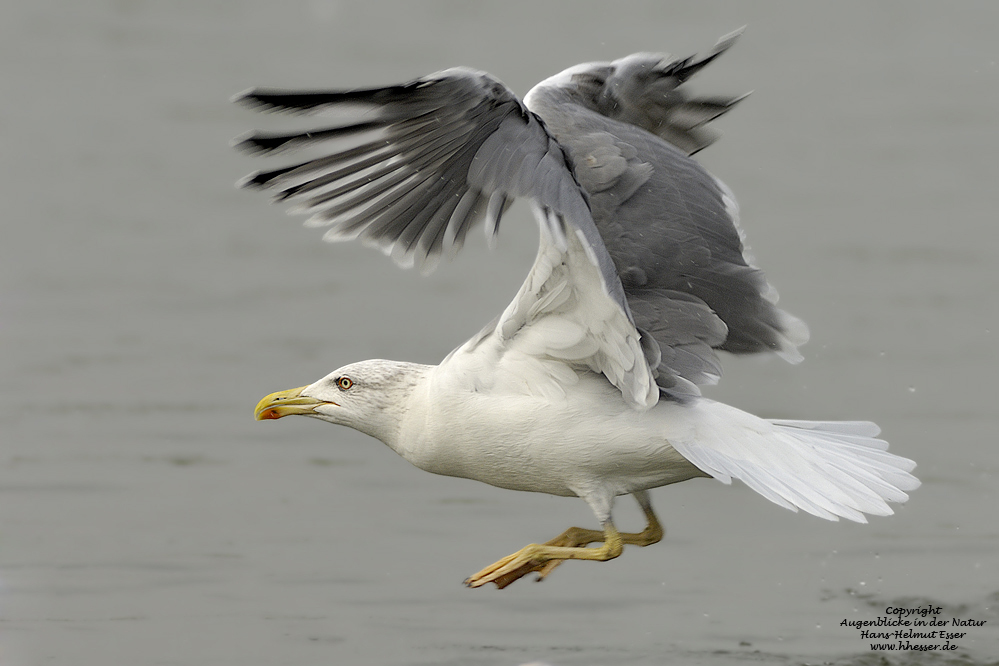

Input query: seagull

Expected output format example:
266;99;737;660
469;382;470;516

235;29;919;589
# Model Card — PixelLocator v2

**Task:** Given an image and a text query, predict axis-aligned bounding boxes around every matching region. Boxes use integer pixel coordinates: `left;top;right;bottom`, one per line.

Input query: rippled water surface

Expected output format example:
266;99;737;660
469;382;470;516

2;2;997;664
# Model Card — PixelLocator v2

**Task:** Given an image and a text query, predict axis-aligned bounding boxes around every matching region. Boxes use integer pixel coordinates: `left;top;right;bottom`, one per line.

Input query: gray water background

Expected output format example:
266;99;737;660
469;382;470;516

1;1;997;664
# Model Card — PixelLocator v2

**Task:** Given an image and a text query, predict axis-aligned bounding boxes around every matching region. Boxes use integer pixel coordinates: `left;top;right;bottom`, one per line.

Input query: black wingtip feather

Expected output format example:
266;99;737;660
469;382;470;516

231;81;426;115
230;88;257;106
672;26;746;83
230;131;292;155
230;122;387;156
235;170;269;190
232;88;356;114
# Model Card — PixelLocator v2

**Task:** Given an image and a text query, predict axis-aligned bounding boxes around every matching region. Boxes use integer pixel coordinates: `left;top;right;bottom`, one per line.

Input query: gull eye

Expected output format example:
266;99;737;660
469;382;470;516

336;376;353;391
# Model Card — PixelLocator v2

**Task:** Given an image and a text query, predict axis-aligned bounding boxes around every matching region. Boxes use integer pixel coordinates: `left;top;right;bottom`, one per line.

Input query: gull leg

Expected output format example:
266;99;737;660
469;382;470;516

464;492;666;589
532;491;664;580
463;521;624;589
628;489;665;546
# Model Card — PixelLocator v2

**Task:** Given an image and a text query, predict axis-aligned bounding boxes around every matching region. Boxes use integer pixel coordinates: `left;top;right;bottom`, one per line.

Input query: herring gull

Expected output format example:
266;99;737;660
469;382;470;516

235;29;919;589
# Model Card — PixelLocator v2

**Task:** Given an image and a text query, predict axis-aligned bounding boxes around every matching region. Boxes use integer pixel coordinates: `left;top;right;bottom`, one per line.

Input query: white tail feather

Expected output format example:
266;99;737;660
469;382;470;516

669;401;920;523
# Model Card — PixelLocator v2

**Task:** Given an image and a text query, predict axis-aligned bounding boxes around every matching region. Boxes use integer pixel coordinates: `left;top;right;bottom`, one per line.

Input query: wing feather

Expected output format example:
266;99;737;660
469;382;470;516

235;67;659;408
235;33;807;404
522;32;807;394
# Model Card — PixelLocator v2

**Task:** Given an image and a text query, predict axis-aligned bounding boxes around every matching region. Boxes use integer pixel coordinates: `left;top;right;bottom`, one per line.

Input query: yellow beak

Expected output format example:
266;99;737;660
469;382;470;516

254;386;331;420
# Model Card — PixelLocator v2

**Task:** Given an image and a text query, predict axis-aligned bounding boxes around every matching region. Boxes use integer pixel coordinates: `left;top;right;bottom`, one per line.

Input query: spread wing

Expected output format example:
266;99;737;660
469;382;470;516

525;32;808;393
233;68;659;409
569;126;810;387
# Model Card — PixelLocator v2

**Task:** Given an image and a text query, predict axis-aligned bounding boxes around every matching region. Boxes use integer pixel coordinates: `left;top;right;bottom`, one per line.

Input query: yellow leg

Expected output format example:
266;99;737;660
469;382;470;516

464;522;624;589
464;499;665;589
532;501;663;580
544;501;663;548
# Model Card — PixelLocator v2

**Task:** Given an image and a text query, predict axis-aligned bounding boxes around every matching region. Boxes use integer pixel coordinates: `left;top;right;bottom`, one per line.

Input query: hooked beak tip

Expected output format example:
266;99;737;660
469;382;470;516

254;386;327;421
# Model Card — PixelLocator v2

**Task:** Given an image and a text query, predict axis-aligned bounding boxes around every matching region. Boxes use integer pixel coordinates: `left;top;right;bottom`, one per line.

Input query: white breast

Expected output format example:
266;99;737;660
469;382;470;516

393;368;706;498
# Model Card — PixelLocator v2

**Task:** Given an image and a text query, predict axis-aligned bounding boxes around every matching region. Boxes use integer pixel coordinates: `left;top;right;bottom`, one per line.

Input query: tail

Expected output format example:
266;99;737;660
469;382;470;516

669;404;920;523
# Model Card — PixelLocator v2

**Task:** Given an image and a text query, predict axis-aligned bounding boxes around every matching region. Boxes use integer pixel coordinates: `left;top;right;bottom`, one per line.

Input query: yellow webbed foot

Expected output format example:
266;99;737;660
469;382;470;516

464;524;624;589
465;502;666;588
463;544;551;589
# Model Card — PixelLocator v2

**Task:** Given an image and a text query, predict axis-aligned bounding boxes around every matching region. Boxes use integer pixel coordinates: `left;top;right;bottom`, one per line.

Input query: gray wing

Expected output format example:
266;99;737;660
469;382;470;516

233;68;660;408
594;27;748;155
527;32;808;393
233;70;593;275
588;126;808;365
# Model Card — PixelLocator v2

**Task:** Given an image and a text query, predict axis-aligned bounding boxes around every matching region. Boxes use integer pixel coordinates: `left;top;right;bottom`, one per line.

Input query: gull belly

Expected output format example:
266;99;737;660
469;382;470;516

394;370;707;499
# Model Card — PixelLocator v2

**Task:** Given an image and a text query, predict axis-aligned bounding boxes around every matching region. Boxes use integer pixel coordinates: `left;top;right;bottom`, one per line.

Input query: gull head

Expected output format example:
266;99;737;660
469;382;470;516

254;359;429;444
